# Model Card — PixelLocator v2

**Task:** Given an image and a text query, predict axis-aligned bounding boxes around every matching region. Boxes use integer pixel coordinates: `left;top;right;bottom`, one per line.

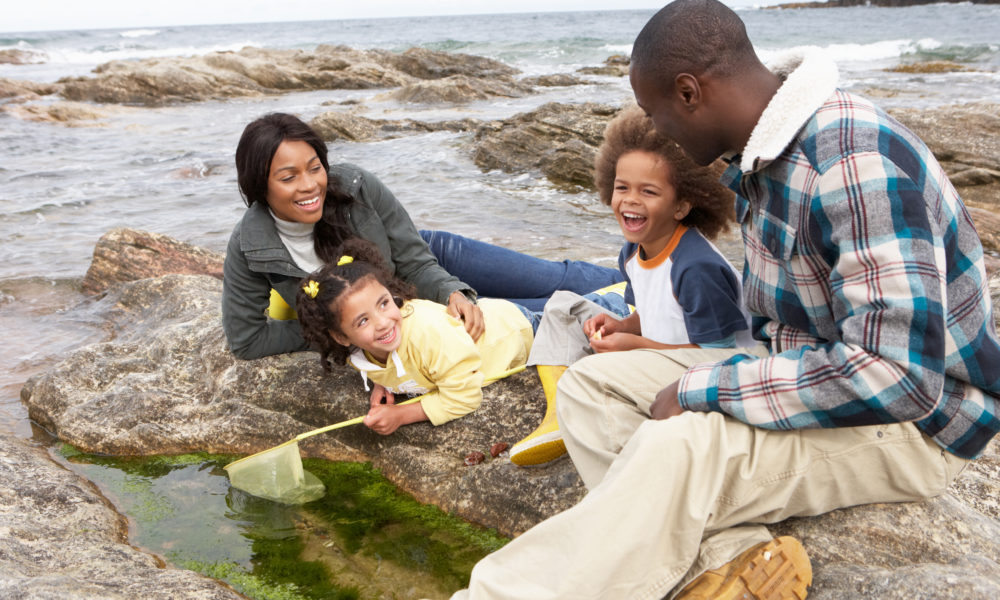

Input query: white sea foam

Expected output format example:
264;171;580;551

43;41;259;66
120;29;161;38
758;39;934;66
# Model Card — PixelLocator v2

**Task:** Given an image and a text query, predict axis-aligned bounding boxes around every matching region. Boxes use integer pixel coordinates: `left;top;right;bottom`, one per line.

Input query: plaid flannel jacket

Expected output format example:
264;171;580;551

678;52;1000;459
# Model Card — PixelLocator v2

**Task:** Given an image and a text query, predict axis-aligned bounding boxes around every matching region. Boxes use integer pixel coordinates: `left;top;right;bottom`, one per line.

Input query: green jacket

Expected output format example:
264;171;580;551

222;163;473;360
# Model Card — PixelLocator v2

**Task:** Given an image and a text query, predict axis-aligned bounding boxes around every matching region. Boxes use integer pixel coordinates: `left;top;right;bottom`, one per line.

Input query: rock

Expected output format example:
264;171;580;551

521;74;590;87
371;46;519;81
80;228;224;295
309;111;481;142
0;76;59;100
23;272;586;537
0;48;46;65
0;434;244;599
56;45;520;106
471;102;621;189
576;54;630;77
1;100;112;125
889;103;1000;210
381;74;532;104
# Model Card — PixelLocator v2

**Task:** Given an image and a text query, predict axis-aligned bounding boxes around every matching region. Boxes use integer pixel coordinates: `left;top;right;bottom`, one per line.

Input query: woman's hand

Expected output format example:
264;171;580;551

447;291;485;341
369;383;395;408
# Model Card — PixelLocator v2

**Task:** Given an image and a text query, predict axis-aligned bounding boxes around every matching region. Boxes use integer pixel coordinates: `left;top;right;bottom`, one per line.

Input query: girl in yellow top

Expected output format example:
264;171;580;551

296;238;533;434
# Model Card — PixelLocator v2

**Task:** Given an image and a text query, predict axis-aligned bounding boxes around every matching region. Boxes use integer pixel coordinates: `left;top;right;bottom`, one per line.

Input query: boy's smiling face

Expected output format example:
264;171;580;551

611;150;691;259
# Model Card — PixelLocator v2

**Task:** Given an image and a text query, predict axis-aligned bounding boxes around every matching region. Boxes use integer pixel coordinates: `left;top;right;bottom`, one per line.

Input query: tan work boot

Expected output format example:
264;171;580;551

676;536;812;600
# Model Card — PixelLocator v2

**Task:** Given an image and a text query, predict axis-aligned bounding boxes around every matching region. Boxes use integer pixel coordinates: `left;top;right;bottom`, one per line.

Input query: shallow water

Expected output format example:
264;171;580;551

55;448;507;600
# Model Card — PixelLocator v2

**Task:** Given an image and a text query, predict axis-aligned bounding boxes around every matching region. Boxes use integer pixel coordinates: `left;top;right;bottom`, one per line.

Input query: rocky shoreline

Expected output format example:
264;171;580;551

3;43;1000;599
7;228;1000;599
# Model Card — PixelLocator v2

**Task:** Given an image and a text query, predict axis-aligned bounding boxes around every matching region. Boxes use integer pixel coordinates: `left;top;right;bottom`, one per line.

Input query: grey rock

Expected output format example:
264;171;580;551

381;74;532;104
521;73;590;87
309;111;481;142
55;45;520;106
0;434;245;599
471;102;621;189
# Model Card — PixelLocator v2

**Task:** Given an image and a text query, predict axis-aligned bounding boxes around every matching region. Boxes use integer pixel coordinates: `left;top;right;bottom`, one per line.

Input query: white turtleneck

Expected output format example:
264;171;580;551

269;209;322;273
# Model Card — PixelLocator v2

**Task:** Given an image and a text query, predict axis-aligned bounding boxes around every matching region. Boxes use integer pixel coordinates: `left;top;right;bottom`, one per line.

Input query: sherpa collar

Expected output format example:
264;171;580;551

740;50;839;173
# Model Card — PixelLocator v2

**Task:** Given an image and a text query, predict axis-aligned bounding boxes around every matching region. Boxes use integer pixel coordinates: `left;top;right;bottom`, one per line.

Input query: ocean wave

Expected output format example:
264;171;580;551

41;40;259;66
759;38;997;67
120;29;161;39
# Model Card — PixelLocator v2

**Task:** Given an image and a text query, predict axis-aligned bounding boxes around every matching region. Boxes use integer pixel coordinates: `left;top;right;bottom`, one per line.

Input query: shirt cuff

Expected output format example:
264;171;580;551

678;360;724;413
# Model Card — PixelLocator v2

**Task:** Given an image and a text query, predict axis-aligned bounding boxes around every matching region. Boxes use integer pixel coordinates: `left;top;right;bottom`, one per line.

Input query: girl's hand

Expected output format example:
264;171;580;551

369;383;395;408
363;404;403;435
447;292;485;341
363;401;429;435
589;332;646;353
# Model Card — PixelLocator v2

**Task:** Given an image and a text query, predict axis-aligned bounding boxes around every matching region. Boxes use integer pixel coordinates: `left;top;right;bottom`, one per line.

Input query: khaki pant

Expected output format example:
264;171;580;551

452;348;967;600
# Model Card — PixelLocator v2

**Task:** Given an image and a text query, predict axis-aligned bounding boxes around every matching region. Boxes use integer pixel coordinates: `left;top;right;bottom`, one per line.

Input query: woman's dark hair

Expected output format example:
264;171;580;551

296;238;416;370
235;112;355;262
593;105;733;239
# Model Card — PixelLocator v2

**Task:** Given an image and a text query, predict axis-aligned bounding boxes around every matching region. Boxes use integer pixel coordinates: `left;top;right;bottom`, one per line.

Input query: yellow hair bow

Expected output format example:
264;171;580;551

337;255;354;266
302;280;320;299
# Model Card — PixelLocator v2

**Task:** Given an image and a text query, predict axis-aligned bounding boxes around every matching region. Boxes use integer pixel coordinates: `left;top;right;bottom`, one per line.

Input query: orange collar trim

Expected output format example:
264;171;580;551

637;224;687;269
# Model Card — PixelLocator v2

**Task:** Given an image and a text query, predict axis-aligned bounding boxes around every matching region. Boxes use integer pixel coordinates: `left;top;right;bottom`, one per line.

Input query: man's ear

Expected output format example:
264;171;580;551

674;73;701;110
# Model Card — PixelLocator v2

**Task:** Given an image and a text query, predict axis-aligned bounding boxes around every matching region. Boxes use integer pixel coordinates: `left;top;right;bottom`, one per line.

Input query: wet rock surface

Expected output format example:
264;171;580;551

17;229;1000;598
0;435;245;599
470;101;620;189
53;45;520;106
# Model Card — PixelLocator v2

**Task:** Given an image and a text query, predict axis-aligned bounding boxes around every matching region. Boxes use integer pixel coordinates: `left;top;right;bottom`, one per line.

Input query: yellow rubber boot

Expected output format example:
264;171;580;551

676;536;812;600
510;365;568;466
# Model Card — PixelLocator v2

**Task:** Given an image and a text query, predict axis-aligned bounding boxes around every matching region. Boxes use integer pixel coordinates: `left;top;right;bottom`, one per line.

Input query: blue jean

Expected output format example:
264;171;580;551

420;230;624;312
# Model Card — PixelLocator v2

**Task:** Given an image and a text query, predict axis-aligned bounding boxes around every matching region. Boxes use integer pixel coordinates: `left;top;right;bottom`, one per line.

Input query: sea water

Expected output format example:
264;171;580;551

1;4;998;596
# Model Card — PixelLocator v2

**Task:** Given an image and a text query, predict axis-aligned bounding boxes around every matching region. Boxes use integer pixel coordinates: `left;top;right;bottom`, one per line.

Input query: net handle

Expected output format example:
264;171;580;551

292;364;526;442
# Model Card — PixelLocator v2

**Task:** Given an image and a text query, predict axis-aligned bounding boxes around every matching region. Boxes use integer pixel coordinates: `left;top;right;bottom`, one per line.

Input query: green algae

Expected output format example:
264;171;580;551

56;445;507;600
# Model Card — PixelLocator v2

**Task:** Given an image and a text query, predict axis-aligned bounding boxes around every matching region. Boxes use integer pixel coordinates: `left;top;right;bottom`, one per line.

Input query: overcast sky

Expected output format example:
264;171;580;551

3;0;766;33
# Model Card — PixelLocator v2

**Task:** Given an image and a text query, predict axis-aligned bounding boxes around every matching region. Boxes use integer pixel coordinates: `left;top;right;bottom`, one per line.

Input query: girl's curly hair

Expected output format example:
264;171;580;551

593;104;734;239
295;238;416;370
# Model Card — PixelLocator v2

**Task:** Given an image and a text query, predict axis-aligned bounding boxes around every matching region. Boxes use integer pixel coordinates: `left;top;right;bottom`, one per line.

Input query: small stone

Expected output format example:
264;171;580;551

463;451;485;466
490;442;509;457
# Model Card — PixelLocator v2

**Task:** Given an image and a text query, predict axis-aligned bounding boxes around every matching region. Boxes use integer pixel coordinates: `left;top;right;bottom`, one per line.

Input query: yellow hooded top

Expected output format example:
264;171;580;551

347;298;533;425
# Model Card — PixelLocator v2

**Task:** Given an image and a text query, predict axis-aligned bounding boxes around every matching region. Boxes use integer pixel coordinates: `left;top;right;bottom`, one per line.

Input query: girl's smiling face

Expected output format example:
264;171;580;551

611;150;691;258
266;139;327;223
331;277;402;362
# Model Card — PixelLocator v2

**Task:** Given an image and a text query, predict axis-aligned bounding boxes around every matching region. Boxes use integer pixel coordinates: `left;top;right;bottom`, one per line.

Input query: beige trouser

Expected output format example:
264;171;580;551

452;348;967;600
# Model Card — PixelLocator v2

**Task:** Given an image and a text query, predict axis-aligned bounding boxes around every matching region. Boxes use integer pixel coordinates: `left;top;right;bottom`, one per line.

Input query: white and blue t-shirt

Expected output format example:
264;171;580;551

619;225;755;348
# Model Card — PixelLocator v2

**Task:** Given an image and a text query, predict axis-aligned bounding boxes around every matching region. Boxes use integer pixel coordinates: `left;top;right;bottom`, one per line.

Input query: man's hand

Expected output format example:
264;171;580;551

447;292;485;341
650;380;684;420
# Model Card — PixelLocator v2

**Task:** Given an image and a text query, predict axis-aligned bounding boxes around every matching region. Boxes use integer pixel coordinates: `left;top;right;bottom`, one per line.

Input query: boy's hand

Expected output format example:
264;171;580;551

370;383;395;408
590;332;644;353
364;404;404;435
584;313;621;339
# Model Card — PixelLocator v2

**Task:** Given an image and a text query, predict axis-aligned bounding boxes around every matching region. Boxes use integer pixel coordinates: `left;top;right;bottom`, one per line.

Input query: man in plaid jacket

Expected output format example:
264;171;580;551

450;2;1000;599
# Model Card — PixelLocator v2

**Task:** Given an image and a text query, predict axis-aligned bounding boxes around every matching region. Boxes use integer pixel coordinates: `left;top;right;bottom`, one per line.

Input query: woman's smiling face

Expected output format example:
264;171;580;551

266;139;327;223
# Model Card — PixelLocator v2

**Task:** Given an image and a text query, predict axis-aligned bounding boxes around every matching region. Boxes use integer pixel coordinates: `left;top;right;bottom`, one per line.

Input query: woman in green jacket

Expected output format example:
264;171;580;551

222;113;622;360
